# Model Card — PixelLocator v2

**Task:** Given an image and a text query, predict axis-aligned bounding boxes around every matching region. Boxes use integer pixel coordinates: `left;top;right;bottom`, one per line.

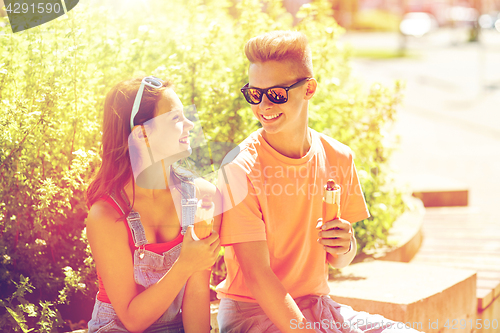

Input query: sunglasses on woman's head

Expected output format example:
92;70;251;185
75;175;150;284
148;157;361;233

240;77;311;105
130;76;164;131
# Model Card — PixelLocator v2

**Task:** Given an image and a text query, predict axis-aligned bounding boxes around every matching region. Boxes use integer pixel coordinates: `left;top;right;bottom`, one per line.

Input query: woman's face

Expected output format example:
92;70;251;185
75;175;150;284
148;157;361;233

143;88;194;163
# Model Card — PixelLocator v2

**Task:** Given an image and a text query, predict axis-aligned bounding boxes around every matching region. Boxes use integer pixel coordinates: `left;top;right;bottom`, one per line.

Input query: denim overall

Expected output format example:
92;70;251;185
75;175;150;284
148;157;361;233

88;181;197;333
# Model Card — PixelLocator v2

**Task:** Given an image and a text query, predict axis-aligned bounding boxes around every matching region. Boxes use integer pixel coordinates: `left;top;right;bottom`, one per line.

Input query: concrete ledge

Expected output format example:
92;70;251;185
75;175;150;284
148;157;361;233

328;261;477;333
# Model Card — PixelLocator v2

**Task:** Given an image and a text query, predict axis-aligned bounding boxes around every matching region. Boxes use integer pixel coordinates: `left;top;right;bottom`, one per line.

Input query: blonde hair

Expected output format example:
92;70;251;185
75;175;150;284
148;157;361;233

244;30;313;78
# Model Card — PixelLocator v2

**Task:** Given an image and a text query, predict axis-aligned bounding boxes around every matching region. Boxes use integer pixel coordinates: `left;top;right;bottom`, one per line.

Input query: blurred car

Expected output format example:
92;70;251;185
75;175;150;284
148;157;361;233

446;6;479;27
399;12;439;37
479;12;500;32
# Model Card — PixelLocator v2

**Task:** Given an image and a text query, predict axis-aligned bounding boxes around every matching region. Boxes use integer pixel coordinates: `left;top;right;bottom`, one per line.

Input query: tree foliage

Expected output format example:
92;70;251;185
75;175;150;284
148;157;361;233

0;0;405;330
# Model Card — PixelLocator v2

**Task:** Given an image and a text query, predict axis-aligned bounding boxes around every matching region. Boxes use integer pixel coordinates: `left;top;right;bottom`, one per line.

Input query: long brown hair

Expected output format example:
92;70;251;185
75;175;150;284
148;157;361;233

86;77;186;214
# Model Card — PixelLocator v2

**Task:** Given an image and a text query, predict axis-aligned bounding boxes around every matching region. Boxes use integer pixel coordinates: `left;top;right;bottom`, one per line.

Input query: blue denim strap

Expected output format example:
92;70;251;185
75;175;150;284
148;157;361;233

180;180;196;235
111;189;147;248
126;210;148;247
108;191;148;248
117;182;196;244
108;193;125;215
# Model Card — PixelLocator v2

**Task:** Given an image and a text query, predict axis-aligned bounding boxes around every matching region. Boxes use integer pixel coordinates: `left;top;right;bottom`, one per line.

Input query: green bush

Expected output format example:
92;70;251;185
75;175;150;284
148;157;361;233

0;0;405;330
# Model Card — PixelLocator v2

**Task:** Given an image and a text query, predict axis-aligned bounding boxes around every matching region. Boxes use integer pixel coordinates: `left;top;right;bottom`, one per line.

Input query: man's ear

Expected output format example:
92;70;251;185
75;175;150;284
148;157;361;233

304;78;317;100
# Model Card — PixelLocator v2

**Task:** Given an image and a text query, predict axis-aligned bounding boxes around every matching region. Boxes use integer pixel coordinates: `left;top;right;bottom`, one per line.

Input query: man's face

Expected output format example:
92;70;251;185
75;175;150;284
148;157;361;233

248;60;311;136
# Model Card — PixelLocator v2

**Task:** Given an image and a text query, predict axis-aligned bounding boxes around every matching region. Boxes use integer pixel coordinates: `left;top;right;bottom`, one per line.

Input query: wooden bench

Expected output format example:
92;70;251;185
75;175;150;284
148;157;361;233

408;173;469;207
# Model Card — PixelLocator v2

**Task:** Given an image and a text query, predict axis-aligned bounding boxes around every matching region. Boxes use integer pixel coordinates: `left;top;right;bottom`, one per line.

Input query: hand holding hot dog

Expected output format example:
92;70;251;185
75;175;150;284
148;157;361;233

316;217;353;256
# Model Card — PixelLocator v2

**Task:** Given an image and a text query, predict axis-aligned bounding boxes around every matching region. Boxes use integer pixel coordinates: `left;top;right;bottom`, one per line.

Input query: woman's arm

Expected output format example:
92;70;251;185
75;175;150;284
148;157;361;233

181;179;222;332
87;202;219;333
182;269;211;333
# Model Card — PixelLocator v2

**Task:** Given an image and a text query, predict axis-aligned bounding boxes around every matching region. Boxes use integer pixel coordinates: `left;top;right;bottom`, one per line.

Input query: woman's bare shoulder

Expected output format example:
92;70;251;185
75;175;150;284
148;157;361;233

86;200;122;228
86;200;129;249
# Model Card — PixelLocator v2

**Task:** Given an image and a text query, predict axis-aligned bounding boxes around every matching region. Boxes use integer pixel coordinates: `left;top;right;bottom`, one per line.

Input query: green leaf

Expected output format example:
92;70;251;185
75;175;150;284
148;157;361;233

5;306;34;333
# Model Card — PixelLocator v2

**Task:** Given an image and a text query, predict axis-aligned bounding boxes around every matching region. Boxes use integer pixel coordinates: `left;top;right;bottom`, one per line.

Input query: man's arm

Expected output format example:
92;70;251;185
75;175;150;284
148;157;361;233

318;218;356;268
321;156;368;268
233;241;316;333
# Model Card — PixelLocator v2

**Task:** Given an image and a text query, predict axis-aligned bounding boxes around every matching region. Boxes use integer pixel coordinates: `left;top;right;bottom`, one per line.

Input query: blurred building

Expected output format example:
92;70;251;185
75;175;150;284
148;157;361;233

284;0;499;28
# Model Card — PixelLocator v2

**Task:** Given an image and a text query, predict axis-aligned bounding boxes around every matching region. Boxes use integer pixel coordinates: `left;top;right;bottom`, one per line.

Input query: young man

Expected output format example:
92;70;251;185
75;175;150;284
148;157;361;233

216;31;422;333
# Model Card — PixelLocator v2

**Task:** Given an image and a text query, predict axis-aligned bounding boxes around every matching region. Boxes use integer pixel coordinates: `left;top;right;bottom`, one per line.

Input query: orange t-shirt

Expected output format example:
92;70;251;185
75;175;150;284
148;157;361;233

216;128;370;302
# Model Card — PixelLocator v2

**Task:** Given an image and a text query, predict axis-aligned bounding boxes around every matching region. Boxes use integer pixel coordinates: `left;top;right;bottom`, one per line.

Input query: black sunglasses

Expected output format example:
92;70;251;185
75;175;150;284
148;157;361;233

241;78;311;105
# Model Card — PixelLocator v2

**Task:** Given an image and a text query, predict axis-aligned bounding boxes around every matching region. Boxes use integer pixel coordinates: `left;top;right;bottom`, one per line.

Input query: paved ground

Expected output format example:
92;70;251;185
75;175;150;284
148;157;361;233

339;29;500;211
338;28;500;330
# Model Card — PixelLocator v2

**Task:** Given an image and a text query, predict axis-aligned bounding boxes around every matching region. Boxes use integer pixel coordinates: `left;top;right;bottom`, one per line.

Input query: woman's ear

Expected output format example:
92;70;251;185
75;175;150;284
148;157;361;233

131;125;147;139
304;78;317;100
131;125;141;137
130;125;150;147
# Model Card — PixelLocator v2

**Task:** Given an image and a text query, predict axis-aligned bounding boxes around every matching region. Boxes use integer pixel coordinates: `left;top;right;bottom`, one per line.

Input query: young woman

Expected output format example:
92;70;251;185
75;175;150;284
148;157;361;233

86;76;221;333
